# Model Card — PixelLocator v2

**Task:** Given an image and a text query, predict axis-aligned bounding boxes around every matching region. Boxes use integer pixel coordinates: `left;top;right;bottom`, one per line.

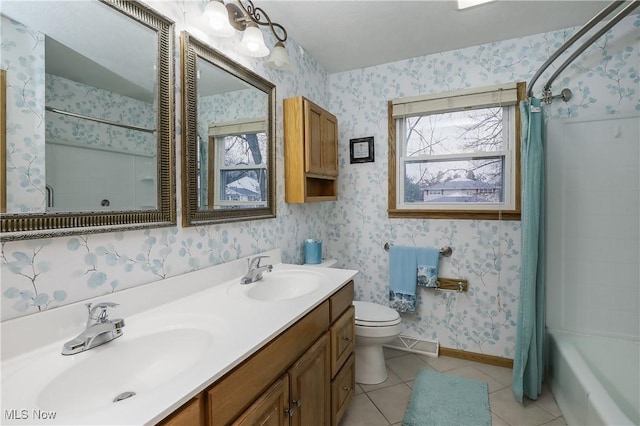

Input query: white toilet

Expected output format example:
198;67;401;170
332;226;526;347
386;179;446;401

308;258;402;385
353;301;402;385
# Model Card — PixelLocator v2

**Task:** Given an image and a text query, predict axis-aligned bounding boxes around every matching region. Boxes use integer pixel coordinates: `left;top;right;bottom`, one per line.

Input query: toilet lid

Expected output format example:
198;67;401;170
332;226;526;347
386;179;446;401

353;301;401;327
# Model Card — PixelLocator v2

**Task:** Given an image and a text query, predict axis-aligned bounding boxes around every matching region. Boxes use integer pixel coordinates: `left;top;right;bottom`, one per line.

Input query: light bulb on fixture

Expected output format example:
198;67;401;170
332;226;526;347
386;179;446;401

265;41;291;70
237;22;270;57
204;0;235;37
203;0;291;69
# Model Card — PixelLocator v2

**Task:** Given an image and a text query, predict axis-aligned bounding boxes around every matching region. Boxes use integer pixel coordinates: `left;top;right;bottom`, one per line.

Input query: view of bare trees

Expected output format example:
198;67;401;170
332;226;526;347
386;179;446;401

403;107;505;203
221;132;267;203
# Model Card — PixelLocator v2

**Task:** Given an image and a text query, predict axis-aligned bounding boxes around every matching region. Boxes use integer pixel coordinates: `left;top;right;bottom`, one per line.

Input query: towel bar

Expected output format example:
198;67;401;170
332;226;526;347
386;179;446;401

383;242;452;257
434;277;468;293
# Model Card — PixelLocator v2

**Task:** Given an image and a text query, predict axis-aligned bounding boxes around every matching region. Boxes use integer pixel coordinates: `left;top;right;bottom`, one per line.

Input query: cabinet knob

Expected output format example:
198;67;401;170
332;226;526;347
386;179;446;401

343;386;351;392
343;336;351;342
284;407;293;417
292;399;301;407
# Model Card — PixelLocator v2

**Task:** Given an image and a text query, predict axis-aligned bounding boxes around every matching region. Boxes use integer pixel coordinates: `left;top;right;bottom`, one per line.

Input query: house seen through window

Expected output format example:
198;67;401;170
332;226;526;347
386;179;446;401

389;82;524;220
203;118;268;210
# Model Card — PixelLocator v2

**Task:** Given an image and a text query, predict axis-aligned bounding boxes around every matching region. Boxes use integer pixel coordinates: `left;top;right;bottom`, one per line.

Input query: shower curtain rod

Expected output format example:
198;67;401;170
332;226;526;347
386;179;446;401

527;0;639;103
45;106;155;134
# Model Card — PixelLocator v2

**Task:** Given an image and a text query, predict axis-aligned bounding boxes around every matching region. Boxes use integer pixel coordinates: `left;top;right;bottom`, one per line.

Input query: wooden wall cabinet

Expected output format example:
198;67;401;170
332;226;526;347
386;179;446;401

158;281;355;426
284;96;339;203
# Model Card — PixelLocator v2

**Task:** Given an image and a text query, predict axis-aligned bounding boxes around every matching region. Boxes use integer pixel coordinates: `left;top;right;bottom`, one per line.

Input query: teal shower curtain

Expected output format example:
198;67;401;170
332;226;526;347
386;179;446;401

512;97;545;403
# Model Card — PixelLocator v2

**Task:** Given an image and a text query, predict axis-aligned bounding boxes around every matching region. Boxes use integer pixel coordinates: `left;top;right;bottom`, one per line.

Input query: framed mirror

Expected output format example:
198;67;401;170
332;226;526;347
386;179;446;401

0;0;175;240
181;32;276;226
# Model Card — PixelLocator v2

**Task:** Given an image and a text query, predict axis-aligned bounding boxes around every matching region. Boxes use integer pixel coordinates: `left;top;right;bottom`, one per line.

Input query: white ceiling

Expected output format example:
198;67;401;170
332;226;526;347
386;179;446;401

2;0;157;102
258;1;616;73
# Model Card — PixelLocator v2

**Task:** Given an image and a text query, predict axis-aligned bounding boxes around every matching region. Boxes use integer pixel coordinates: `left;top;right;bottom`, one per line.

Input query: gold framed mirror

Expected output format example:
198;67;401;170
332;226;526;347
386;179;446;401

1;70;6;214
0;0;175;240
181;32;275;226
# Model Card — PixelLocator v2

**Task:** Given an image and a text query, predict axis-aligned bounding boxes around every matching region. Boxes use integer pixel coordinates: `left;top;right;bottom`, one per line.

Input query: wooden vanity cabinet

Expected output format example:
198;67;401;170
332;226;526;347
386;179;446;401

159;394;205;426
207;301;330;425
284;96;339;203
158;281;355;426
231;376;289;426
331;353;355;426
330;305;355;378
288;334;331;425
328;284;355;426
233;334;329;426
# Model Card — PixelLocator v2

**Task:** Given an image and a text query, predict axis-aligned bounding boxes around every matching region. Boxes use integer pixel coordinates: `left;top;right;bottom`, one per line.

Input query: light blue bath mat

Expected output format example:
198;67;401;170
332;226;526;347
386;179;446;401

402;369;491;426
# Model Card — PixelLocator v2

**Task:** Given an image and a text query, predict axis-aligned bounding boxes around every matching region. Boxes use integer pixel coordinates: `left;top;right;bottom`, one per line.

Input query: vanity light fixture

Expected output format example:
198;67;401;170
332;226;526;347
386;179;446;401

203;0;291;70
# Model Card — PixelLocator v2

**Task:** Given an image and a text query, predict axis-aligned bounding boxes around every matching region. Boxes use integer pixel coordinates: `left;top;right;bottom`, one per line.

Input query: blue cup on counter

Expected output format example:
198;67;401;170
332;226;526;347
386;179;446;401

304;239;322;264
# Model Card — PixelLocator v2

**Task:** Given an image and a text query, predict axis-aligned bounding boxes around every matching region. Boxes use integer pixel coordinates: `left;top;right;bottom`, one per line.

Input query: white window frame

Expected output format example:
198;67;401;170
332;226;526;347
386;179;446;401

390;82;522;218
209;117;268;208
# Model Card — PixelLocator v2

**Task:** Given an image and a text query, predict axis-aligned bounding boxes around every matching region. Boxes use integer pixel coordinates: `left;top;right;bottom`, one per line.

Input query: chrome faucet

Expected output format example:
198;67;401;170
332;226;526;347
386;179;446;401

240;255;273;284
62;302;125;355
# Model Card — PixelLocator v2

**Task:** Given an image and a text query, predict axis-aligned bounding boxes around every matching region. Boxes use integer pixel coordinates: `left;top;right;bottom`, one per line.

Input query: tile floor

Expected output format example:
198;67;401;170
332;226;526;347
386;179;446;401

339;348;565;426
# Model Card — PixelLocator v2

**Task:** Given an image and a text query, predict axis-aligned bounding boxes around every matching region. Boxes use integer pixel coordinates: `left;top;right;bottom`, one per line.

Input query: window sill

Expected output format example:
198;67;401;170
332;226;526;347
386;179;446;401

388;209;521;221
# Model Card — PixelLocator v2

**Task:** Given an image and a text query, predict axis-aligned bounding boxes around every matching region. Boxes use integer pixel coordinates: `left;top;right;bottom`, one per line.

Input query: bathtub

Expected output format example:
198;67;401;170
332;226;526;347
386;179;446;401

548;330;639;426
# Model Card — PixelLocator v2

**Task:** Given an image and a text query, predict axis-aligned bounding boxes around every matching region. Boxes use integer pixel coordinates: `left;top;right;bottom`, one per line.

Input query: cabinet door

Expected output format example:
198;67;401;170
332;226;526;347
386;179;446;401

322;113;338;177
288;333;330;426
232;376;290;426
304;100;324;175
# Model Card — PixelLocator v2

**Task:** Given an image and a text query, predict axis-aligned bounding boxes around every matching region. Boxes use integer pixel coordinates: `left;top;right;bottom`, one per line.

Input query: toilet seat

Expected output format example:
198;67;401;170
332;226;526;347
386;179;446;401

353;301;401;327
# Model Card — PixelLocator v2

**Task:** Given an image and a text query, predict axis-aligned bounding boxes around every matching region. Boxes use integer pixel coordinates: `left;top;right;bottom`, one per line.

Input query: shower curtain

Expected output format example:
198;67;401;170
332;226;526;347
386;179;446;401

512;97;545;402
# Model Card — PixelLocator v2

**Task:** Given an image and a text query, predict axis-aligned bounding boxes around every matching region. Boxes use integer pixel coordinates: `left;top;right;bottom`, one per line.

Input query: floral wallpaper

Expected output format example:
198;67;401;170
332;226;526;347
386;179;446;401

1;0;330;320
45;74;156;156
2;1;638;361
198;88;267;134
1;14;46;213
326;15;639;358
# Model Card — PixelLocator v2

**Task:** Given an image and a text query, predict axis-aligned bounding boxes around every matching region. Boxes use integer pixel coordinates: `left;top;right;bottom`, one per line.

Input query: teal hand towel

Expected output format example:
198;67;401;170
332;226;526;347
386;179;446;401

389;245;418;313
416;247;439;288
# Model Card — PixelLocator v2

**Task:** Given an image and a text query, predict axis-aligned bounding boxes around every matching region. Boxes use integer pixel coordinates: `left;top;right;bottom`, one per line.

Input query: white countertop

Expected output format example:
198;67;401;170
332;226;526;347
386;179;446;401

0;249;358;425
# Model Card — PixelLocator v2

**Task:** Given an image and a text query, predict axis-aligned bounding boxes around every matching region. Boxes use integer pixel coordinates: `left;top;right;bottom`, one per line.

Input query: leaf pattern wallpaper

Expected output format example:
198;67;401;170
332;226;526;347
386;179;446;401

1;15;46;213
45;74;156;157
2;1;638;360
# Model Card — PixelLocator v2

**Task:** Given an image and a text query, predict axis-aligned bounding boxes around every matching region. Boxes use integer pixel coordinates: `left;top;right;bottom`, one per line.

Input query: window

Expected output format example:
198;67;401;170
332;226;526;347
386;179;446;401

205;118;268;210
388;82;524;220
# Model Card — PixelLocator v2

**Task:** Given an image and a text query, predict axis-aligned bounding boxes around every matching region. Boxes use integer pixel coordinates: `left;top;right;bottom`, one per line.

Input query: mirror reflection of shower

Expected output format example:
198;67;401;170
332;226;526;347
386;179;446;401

46;184;54;208
1;1;159;214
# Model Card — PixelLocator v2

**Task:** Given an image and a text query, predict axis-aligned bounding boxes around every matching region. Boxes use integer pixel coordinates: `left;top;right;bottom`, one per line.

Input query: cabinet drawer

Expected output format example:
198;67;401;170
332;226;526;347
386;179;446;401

331;353;355;426
330;305;355;378
330;281;353;323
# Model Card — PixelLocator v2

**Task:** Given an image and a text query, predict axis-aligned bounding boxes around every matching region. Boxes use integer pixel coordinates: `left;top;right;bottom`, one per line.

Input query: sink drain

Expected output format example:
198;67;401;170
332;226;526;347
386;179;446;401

113;391;136;403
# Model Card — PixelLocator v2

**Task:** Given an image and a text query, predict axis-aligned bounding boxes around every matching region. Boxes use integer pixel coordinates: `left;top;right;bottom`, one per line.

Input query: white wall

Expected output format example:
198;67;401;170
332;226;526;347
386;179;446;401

45;143;157;211
546;114;639;341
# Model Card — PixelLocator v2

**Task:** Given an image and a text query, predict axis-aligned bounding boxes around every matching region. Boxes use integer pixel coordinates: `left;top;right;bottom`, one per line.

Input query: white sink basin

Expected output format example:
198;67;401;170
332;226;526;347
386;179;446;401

2;313;224;418
229;269;324;301
38;328;212;413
